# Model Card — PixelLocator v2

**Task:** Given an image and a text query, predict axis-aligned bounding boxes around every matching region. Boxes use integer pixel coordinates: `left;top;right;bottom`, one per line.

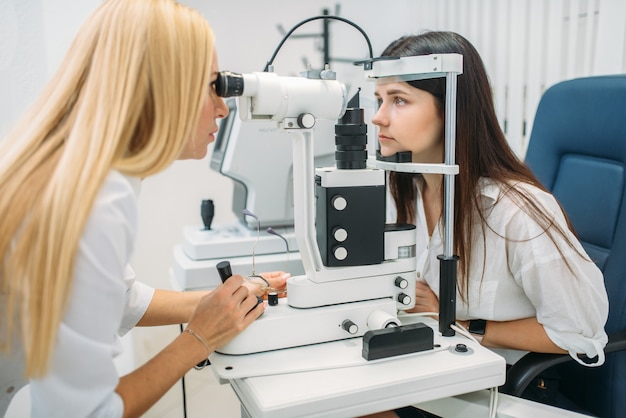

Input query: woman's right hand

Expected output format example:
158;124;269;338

185;275;264;357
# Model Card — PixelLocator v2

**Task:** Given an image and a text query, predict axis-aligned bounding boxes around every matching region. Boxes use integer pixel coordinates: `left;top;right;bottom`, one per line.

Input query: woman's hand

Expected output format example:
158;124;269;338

117;276;263;418
186;275;263;354
406;280;440;314
244;271;290;299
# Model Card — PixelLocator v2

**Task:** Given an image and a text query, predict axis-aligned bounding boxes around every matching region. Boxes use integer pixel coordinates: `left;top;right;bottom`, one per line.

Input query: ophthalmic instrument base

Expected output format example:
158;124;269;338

209;316;506;418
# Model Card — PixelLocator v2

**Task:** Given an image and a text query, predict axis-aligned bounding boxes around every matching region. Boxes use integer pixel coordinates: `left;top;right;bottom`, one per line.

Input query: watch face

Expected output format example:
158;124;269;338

469;319;486;335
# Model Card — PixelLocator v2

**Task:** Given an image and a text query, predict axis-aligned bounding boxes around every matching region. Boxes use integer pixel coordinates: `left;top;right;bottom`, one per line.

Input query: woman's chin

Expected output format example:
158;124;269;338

378;147;398;158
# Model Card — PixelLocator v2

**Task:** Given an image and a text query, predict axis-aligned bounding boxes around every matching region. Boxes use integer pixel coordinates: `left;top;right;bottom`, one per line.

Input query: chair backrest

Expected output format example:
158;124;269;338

524;74;626;417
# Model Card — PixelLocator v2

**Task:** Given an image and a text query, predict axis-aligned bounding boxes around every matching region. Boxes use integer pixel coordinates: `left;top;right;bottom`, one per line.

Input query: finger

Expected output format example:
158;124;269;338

242;292;260;308
414;290;432;299
415;281;431;290
228;274;246;285
242;281;261;298
232;284;250;302
260;271;282;278
220;274;244;292
244;299;265;321
262;271;292;281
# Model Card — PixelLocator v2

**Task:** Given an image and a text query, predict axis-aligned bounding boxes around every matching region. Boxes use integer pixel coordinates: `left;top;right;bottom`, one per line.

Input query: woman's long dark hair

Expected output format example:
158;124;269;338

383;31;580;302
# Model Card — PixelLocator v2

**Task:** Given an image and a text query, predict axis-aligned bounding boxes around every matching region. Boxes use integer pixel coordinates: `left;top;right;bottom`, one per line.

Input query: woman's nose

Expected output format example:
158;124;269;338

215;96;229;119
372;105;387;126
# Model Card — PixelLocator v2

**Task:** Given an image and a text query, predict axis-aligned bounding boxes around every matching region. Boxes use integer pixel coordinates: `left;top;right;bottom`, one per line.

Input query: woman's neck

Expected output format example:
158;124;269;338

421;174;443;236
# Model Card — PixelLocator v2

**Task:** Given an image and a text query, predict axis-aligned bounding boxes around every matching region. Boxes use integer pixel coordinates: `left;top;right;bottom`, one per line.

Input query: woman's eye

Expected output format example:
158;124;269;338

395;97;406;105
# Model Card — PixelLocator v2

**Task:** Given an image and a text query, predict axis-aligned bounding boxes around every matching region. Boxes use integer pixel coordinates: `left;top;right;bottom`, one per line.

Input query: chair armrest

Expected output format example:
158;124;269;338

500;330;626;397
605;329;626;353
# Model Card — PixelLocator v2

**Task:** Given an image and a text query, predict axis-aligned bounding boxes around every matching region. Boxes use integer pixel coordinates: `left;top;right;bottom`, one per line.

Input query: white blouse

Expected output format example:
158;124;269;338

1;171;154;417
388;177;609;365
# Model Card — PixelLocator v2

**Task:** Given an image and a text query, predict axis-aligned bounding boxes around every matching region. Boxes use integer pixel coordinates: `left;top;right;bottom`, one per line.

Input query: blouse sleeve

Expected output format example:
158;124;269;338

29;172;138;417
505;190;609;366
118;265;154;336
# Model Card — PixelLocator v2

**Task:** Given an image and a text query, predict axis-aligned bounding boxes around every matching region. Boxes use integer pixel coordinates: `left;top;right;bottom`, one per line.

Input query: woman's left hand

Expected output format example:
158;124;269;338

406;280;440;313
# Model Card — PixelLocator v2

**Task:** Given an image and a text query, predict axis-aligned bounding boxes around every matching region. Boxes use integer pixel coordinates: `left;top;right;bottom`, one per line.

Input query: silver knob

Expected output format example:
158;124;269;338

397;293;411;305
342;320;358;334
394;277;408;289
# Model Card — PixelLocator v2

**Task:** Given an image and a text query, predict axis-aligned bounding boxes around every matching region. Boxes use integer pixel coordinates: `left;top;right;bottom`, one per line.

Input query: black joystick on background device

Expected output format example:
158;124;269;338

216;261;264;314
201;199;215;230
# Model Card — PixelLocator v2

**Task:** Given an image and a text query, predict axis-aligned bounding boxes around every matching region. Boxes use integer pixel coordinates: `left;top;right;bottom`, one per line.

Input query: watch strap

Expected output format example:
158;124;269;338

468;319;487;335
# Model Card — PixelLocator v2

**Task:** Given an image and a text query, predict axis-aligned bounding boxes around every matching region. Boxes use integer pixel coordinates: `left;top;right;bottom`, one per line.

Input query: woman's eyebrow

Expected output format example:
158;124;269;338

385;88;411;95
376;88;412;97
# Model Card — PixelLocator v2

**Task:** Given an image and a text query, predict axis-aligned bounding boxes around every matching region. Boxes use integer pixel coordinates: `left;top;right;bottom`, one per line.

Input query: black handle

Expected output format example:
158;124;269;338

216;260;233;283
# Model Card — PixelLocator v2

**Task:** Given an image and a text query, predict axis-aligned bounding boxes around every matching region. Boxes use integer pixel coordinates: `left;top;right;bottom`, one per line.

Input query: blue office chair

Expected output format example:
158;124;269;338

500;75;626;417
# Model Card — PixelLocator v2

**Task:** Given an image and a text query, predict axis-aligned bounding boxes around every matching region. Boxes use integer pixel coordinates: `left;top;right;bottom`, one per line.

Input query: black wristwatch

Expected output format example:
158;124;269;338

468;319;487;335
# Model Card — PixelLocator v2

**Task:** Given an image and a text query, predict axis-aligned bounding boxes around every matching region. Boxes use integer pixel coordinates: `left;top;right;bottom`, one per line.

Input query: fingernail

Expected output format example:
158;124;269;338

281;273;291;279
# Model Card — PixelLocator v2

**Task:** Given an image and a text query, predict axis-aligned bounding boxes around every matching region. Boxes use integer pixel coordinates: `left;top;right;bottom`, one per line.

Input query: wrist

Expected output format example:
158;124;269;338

468;319;487;336
460;319;487;344
182;328;214;366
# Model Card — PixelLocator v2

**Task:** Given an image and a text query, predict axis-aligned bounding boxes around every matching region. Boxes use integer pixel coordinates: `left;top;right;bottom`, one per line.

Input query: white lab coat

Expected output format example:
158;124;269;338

1;171;154;417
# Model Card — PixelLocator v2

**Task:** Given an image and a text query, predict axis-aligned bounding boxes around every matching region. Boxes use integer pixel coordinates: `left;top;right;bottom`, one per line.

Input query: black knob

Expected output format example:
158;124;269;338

216;260;232;283
455;344;468;353
268;292;279;306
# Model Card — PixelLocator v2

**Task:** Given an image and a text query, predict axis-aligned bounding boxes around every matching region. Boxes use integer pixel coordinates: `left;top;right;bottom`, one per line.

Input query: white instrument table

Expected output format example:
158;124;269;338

209;317;507;417
416;390;592;418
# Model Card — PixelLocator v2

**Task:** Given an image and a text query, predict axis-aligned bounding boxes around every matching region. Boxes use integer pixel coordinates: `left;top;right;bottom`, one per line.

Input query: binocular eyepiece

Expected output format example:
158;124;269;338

214;71;245;98
213;70;348;135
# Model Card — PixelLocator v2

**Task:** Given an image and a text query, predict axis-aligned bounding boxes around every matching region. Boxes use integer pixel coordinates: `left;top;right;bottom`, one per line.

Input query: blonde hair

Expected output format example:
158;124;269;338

0;0;214;377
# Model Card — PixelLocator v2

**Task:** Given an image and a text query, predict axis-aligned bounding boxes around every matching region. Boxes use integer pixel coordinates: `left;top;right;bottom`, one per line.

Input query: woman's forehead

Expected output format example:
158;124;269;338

374;80;413;93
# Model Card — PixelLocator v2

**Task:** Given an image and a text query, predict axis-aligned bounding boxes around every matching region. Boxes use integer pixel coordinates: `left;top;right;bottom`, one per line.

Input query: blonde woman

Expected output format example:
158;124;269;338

0;0;286;416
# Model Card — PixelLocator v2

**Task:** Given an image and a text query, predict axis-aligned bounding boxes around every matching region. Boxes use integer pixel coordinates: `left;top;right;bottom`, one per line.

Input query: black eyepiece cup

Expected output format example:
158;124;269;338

215;71;244;98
